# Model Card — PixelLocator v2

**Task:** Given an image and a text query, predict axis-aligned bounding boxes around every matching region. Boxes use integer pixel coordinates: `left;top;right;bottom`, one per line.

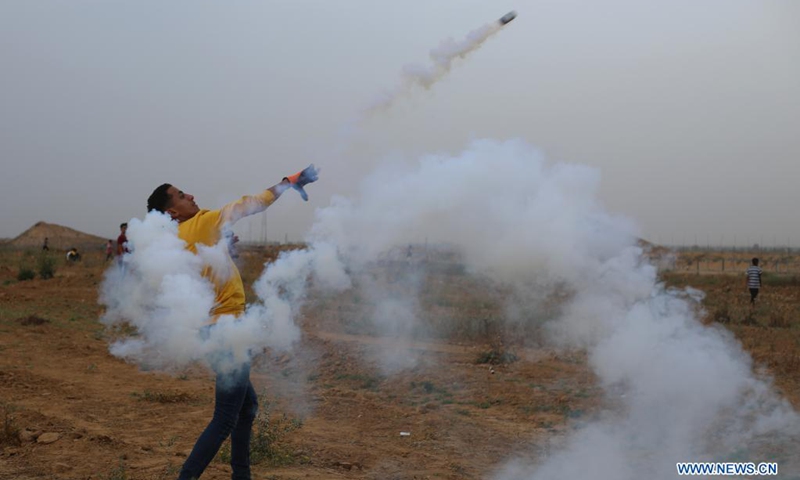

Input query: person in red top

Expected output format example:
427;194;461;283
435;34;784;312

116;223;129;256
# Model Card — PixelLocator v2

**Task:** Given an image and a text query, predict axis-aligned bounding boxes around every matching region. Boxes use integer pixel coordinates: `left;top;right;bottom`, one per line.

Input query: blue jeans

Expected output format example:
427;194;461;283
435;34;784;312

178;360;258;480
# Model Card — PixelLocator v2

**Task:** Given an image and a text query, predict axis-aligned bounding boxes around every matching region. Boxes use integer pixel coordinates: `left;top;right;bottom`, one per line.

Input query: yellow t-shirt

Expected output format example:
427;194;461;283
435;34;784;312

177;189;276;320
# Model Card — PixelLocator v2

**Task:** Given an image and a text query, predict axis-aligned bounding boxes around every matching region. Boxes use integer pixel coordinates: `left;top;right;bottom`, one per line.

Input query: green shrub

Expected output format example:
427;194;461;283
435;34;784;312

38;254;56;279
16;267;35;281
476;347;518;365
102;459;128;480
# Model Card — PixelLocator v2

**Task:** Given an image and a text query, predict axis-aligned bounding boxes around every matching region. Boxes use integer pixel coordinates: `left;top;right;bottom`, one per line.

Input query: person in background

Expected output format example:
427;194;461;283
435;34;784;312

746;257;763;307
116;223;129;256
105;239;114;262
42;237;49;251
66;247;81;263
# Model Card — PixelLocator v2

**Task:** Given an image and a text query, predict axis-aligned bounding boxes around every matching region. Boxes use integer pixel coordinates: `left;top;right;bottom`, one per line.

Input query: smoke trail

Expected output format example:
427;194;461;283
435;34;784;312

363;21;503;115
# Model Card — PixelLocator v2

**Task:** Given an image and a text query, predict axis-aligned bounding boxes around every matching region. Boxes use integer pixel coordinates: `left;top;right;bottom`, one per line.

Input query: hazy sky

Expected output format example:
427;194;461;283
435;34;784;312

1;0;798;247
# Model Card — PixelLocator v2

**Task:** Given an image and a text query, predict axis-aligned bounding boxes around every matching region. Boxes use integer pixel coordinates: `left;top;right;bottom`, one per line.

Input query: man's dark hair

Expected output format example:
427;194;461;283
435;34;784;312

147;183;173;213
752;257;759;266
119;222;127;230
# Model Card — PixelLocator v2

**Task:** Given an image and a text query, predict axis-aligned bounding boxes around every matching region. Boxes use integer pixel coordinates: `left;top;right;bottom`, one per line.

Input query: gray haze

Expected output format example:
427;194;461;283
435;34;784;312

1;0;799;247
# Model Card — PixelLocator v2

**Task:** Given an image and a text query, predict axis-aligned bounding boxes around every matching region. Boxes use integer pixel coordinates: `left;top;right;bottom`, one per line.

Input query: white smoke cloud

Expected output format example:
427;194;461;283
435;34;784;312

306;138;799;476
99;213;350;373
99;213;215;369
305;138;640;371
310;139;637;281
99;138;799;477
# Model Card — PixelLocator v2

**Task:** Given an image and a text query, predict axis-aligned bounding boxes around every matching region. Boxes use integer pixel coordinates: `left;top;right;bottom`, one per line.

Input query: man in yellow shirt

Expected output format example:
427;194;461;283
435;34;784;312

146;165;317;480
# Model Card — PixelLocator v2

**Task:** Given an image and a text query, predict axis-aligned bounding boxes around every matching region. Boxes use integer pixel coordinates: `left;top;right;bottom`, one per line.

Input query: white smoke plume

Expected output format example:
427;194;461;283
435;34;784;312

99;138;799;476
494;253;800;479
99;213;349;373
364;21;503;115
304;139;799;476
310;139;633;281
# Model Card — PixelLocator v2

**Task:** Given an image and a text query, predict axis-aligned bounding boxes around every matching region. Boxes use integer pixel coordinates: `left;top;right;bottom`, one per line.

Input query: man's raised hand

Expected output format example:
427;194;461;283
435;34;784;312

283;164;319;201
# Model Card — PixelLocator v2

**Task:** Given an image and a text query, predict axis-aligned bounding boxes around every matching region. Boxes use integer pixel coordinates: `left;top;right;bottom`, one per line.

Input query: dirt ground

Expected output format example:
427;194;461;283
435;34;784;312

1;248;799;479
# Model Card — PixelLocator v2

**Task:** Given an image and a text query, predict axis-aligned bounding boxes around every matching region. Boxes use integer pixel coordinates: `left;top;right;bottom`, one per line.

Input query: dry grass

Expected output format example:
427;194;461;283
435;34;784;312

0;405;21;447
130;390;194;404
663;268;800;405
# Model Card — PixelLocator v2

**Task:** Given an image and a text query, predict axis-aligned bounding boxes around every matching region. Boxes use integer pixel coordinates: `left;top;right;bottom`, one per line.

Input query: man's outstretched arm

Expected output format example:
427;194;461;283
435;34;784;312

218;165;319;226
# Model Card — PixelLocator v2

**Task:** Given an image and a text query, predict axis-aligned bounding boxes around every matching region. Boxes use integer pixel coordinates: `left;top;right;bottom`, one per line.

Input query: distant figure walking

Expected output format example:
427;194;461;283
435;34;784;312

116;223;129;256
42;237;49;251
746;257;763;306
105;239;114;262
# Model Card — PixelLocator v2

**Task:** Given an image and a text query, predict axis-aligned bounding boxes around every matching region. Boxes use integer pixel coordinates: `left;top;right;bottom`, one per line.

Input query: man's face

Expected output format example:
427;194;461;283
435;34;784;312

165;186;200;222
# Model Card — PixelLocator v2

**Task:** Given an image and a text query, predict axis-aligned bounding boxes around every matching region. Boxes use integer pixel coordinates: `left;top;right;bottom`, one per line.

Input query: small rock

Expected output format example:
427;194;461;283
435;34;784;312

37;432;60;444
276;354;291;365
53;463;71;473
91;434;113;444
418;403;439;414
19;429;41;442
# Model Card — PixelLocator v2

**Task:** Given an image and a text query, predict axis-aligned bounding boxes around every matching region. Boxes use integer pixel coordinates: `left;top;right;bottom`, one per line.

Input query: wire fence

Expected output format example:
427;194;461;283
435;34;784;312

654;250;800;275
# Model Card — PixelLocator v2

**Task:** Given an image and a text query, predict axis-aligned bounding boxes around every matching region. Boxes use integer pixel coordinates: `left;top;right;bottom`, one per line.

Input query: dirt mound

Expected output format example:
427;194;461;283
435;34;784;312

7;221;107;251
